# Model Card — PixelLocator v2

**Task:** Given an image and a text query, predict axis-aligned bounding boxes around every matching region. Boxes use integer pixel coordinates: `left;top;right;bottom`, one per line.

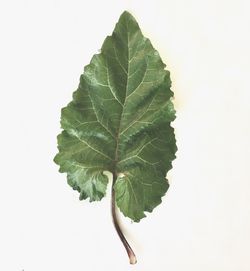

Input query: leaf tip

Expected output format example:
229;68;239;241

119;10;137;23
120;10;133;17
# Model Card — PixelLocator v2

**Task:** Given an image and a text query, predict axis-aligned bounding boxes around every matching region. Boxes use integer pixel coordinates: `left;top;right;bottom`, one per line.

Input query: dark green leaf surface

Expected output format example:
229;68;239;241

54;11;177;222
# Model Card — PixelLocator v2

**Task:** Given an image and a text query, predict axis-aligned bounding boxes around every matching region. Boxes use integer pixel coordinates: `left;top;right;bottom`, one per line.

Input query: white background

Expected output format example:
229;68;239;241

1;0;250;270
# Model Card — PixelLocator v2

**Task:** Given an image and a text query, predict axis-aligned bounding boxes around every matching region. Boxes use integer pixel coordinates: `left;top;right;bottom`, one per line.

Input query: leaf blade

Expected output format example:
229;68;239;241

54;11;177;221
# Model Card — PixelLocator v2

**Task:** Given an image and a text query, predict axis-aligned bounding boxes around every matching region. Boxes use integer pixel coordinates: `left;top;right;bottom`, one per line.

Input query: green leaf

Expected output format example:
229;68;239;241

54;11;177;222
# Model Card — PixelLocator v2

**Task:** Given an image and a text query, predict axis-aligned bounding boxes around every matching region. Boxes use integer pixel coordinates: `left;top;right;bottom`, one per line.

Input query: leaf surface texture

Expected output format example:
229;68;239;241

54;11;177;222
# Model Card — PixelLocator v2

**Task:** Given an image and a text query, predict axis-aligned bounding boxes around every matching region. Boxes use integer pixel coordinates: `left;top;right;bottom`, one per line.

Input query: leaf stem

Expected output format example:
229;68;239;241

111;173;137;264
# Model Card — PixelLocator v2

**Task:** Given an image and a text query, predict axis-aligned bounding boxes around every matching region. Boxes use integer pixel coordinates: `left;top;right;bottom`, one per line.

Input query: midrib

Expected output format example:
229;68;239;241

113;22;130;173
